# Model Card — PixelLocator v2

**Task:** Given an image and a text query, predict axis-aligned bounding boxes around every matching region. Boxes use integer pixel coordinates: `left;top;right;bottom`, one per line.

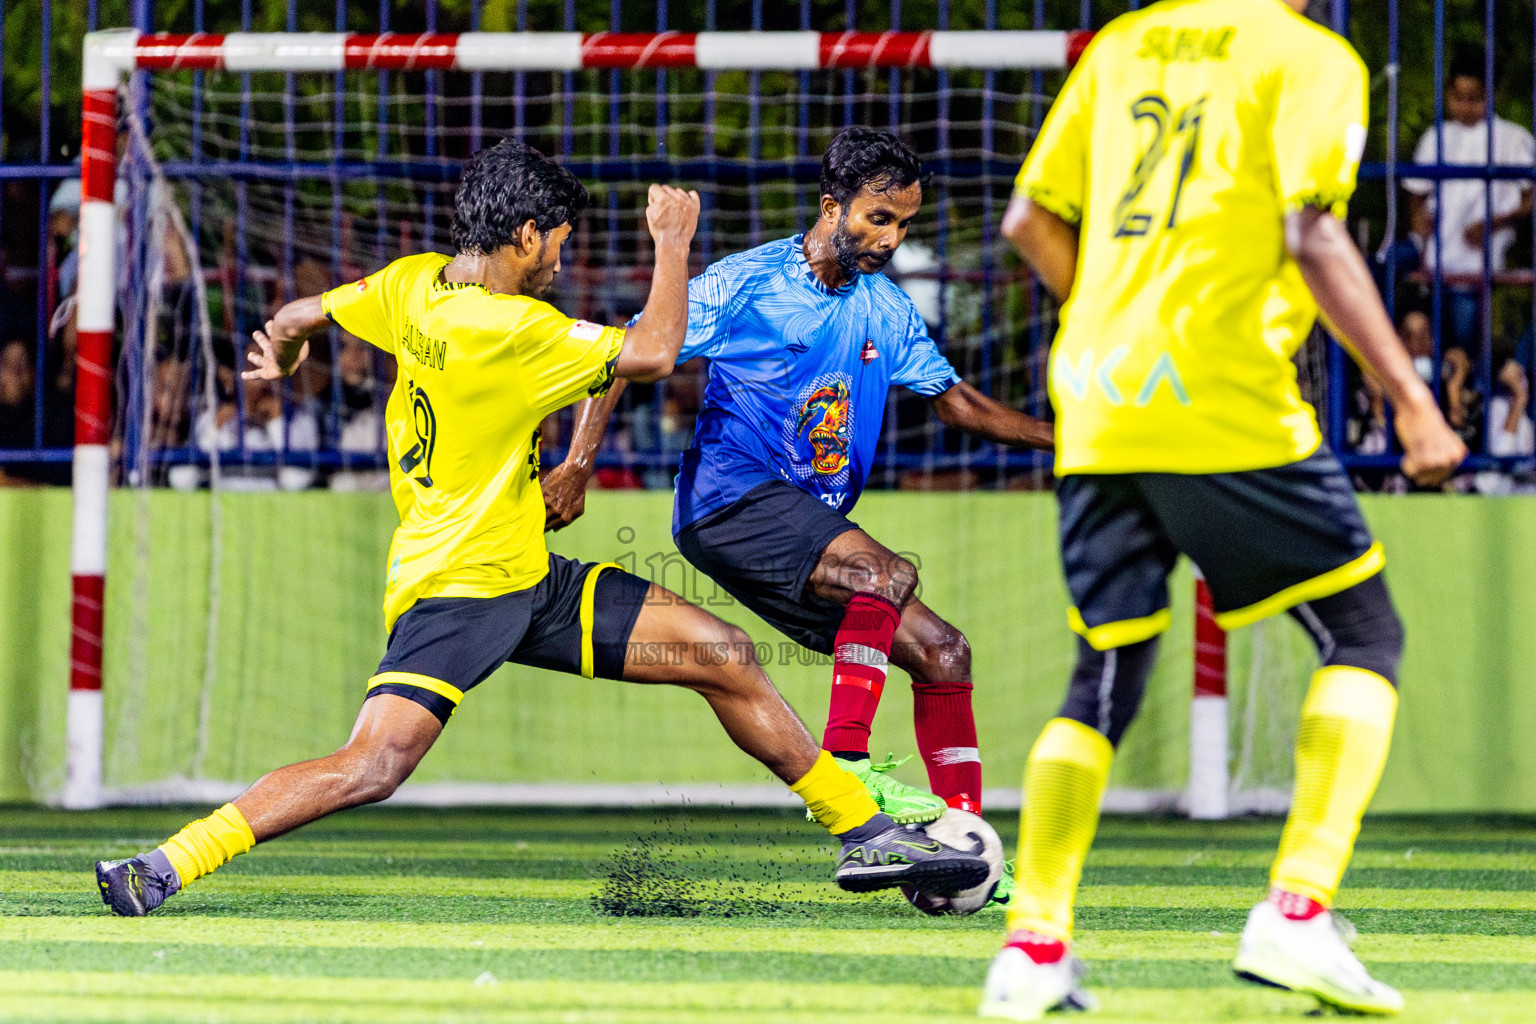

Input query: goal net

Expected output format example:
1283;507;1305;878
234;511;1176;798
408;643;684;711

65;29;1309;814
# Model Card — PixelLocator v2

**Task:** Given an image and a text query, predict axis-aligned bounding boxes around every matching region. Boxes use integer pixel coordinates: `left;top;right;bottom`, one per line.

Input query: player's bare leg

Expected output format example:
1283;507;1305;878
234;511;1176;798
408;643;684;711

803;529;955;823
96;695;443;916
622;582;821;784
621;581;988;894
806;527;918;608
231;696;442;840
98;582;986;916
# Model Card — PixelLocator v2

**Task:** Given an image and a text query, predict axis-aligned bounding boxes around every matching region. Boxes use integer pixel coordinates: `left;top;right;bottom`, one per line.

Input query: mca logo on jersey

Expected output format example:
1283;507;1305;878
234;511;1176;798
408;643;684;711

860;339;879;364
781;373;854;483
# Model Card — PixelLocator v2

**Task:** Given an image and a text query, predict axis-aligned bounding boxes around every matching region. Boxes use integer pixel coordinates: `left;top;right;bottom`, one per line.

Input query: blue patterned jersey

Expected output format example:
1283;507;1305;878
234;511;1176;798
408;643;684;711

656;235;960;533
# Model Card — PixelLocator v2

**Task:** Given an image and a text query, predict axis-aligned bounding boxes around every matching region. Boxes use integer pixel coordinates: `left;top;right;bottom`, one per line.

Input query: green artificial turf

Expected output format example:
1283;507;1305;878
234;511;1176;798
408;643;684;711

0;808;1532;1023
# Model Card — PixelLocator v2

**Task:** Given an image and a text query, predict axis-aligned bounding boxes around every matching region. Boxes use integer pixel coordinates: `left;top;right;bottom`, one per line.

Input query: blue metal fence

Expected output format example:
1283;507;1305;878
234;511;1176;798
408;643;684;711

2;0;1533;489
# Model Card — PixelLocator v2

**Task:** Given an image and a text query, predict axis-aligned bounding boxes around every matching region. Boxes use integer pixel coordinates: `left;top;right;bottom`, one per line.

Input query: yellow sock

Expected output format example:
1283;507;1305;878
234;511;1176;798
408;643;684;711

791;750;881;834
1271;666;1397;907
158;803;256;886
1006;718;1113;942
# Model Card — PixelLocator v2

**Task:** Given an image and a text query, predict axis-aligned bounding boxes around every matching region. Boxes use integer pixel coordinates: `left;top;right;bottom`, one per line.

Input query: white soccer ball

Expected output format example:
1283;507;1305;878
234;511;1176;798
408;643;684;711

901;808;1005;916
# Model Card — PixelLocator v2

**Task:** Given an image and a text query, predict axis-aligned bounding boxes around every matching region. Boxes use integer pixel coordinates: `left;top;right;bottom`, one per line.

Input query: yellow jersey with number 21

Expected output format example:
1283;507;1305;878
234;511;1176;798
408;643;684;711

323;253;624;631
1017;0;1369;475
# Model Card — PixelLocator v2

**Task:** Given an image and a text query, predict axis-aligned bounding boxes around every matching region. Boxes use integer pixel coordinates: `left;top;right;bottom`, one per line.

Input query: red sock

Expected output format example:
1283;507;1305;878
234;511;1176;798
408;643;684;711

1004;929;1067;964
914;679;982;813
822;594;901;755
1268;886;1327;920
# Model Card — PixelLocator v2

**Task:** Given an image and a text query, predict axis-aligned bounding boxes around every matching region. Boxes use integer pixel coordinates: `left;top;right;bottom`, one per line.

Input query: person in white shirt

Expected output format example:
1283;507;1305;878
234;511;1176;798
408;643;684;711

1403;44;1536;356
191;367;320;490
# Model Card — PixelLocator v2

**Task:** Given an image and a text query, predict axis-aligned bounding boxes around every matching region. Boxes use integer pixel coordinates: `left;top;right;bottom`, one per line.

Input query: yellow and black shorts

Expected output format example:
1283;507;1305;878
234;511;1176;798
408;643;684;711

367;554;652;723
1057;447;1385;651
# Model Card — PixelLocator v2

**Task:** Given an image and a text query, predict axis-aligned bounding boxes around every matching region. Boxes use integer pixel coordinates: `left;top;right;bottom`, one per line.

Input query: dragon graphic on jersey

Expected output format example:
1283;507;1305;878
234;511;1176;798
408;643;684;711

782;373;854;482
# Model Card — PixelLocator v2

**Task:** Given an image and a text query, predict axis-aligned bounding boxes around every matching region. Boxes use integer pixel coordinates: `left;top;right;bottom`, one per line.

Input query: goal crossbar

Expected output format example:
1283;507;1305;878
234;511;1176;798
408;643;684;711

90;29;1093;75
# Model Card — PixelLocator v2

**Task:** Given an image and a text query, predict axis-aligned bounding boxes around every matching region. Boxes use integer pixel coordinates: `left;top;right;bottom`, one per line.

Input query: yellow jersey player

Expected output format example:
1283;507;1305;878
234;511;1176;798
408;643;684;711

94;139;989;917
980;1;1465;1019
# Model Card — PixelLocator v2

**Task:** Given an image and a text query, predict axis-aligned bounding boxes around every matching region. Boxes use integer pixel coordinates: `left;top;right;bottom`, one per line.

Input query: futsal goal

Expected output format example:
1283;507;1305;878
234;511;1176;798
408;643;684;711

63;27;1303;817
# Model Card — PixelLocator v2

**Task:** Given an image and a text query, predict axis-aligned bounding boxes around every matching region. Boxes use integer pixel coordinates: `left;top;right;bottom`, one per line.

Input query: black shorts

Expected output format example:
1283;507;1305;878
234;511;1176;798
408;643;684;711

674;479;860;654
1057;448;1384;650
368;554;652;723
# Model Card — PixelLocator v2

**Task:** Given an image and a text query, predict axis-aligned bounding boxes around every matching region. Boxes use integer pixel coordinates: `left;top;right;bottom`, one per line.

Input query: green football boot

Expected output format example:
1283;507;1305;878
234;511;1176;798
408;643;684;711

840;753;948;824
982;860;1016;912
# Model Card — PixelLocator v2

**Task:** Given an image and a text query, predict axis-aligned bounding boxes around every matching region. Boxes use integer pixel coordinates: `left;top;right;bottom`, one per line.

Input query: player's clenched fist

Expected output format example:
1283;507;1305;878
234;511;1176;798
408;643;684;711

646;183;701;248
1395;396;1467;488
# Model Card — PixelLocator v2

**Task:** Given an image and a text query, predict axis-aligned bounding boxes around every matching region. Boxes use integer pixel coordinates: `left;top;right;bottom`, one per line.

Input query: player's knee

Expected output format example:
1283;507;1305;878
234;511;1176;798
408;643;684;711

903;629;971;683
693;619;761;684
339;740;417;804
842;551;918;607
719;622;758;668
342;763;401;804
880;555;919;606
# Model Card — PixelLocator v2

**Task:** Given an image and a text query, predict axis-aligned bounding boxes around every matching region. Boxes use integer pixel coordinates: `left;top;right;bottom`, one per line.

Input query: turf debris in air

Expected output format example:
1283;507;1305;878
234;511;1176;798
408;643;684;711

592;819;805;918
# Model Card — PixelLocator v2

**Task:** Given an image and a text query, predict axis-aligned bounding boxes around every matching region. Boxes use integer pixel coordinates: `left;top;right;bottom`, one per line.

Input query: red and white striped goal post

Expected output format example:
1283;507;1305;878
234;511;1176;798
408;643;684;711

64;28;1089;809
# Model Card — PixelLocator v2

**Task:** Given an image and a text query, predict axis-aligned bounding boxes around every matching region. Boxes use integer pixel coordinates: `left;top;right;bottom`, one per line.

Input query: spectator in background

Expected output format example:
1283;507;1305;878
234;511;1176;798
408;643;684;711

1403;44;1536;358
0;339;37;480
1354;307;1437;458
327;335;393;492
890;238;942;329
49;179;82;303
0;336;69;486
192;365;320;490
1486;357;1532;459
1439;329;1533;462
334;336;386;455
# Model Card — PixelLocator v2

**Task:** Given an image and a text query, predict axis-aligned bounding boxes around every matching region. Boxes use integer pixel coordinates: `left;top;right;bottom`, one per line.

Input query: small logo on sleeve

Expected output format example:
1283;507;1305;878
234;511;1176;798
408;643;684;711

569;320;605;342
356;279;369;293
1344;122;1368;166
860;339;879;364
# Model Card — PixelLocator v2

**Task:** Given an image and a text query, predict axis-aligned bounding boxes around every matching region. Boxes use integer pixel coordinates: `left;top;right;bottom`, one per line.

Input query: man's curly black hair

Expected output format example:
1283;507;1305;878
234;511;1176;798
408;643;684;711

1449;43;1489;88
451;138;590;255
820;127;925;207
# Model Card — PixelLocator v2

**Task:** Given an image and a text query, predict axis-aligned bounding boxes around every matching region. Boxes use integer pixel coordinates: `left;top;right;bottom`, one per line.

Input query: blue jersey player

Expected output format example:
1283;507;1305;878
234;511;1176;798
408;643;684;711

546;129;1053;849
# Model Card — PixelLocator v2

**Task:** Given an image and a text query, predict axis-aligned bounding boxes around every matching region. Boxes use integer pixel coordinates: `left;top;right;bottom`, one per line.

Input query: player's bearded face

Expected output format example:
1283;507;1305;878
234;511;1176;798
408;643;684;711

829;182;923;276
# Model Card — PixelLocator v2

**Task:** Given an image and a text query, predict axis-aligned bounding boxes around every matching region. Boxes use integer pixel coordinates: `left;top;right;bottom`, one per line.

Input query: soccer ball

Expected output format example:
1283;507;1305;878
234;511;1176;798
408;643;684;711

901;808;1005;916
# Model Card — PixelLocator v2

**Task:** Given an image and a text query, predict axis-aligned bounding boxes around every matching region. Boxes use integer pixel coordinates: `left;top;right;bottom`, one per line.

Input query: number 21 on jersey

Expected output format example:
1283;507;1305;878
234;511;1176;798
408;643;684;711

1113;92;1207;239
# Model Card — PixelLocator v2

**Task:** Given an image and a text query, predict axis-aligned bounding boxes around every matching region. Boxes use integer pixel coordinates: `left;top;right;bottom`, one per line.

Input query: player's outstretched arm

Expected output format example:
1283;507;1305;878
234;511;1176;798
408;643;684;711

243;294;325;380
930;380;1054;450
542;378;628;531
1000;194;1078;305
1285;207;1466;486
614;184;701;383
544;185;700;527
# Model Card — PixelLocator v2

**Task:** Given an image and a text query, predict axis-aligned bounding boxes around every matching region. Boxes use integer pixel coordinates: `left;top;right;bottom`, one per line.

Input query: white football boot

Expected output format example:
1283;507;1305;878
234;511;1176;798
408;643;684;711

978;942;1096;1021
1233;899;1404;1015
